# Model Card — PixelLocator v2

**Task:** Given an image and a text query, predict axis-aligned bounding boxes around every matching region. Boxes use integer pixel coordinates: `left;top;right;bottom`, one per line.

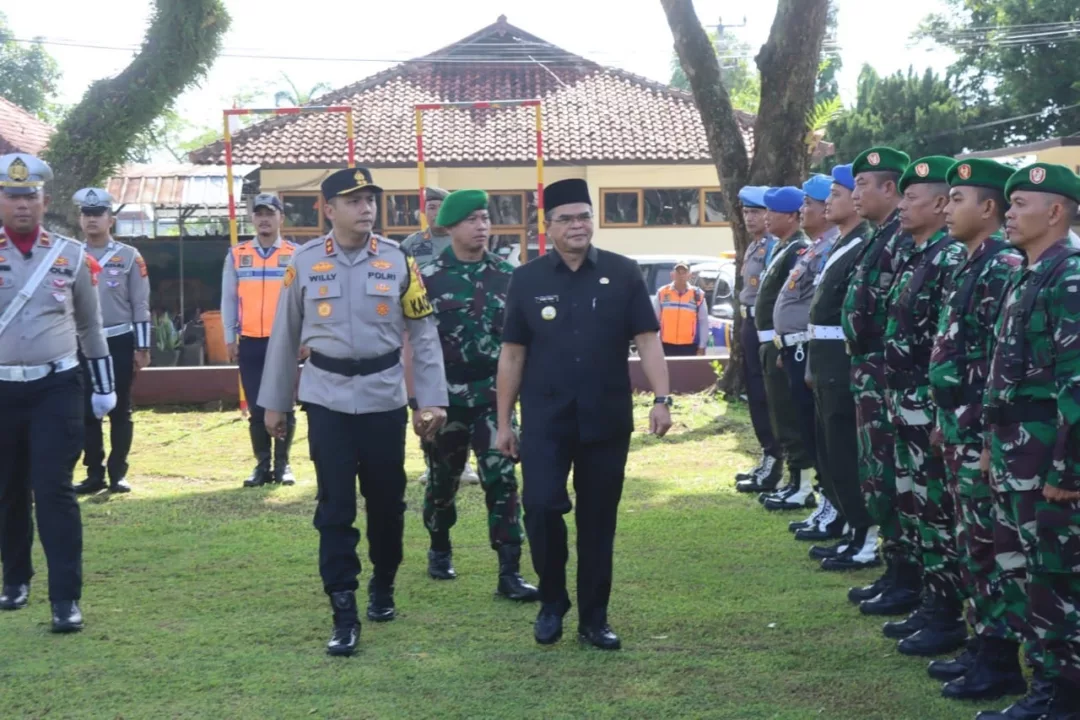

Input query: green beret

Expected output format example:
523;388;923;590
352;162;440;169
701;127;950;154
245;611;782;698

947;159;1015;193
1005;163;1080;204
436;189;489;227
897;156;954;193
852;147;910;176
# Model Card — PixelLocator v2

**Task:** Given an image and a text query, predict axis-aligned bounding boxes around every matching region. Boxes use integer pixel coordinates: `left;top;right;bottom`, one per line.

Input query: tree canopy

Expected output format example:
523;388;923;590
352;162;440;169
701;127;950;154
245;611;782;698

0;12;63;122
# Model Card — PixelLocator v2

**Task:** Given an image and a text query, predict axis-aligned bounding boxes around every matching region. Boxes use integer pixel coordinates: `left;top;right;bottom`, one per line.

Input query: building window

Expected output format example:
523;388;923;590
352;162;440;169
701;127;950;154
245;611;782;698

384;192;421;231
600;188;729;227
281;193;322;232
602;191;642;226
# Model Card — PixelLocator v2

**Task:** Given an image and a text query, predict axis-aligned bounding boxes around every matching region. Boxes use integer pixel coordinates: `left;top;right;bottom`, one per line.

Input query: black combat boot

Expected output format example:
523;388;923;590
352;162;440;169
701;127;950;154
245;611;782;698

367;575;396;622
74;472;107;495
736;452;779;483
883;593;934;639
975;668;1053;719
495;545;539;602
735;454;782;493
897;593;968;657
427;532;457;582
928;636;981;681
326;591;359;656
50;601;84;633
942;636;1026;700
849;558;896;604
859;559;922;616
1041;681;1080;719
273;414;296;486
242;421;273;488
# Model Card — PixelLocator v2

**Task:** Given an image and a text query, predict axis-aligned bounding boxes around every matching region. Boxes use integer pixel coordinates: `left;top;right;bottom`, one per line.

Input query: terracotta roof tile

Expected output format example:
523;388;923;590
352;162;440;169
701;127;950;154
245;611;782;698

190;18;756;168
0;96;54;156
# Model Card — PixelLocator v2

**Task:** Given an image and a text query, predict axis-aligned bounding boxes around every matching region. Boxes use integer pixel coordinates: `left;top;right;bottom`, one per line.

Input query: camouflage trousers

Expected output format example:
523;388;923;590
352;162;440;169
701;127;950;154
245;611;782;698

423;404;524;549
851;354;903;560
944;442;1011;639
994;488;1080;683
894;422;959;598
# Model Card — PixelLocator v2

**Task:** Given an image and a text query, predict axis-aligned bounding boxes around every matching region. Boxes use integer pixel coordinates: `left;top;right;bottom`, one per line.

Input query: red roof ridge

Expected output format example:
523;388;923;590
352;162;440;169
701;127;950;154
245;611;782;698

0;96;55;156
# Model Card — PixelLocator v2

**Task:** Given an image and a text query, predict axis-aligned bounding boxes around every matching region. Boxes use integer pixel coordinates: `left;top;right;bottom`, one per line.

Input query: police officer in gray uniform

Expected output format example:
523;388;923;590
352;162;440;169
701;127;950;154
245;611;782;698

734;186;782;491
71;188;151;495
259;166;448;657
0;154;115;633
400;187;451;266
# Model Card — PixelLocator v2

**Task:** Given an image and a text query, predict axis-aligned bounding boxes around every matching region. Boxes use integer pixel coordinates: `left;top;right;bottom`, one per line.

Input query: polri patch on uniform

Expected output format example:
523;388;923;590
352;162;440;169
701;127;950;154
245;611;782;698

240;255;254;267
52;278;66;289
318;286;329;297
108;268;121;276
750;277;759;287
283;265;296;287
53;256;69;267
317;302;332;318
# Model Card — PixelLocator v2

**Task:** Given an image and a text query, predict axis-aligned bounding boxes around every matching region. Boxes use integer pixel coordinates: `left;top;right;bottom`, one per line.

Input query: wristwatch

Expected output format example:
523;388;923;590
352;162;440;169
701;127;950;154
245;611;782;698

408;397;419;411
654;395;673;407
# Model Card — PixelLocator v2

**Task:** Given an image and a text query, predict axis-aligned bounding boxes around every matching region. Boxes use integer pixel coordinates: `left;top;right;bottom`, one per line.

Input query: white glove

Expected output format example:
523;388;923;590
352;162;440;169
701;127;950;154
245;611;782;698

91;392;117;419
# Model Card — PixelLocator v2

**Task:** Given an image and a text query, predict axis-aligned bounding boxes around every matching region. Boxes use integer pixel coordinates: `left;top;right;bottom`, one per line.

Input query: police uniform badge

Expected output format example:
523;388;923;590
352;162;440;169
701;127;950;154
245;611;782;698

283;265;296;287
8;157;29;182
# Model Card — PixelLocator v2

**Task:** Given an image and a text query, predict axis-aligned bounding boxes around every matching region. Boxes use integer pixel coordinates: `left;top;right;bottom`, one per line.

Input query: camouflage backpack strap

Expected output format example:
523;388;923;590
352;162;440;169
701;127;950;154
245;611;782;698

902;234;955;301
1015;247;1080;361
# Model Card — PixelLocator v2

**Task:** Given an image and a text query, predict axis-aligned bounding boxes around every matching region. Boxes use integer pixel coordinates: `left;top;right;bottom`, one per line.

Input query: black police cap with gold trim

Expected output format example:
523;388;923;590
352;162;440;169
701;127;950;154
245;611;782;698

321;167;384;201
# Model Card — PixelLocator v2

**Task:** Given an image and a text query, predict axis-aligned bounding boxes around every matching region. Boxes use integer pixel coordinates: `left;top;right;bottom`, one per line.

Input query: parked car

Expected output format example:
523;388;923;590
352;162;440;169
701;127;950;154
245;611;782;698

689;260;737;320
630;254;719;295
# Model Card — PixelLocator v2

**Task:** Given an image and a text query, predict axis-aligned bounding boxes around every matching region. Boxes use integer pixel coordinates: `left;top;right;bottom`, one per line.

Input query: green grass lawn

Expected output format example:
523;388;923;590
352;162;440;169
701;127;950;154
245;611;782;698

1;395;1009;719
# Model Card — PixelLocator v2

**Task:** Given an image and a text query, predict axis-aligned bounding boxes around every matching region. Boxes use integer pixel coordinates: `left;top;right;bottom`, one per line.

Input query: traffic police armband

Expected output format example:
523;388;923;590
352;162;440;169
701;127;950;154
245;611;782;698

401;255;433;319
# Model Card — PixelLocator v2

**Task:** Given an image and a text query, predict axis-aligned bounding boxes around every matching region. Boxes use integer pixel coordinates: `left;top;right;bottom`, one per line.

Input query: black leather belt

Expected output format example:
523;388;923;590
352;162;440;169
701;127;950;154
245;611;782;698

308;349;400;377
984;400;1057;426
446;363;498;384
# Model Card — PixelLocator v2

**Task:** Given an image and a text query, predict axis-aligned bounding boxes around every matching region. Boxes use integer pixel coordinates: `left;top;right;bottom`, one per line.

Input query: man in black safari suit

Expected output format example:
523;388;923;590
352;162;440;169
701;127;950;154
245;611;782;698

496;178;673;650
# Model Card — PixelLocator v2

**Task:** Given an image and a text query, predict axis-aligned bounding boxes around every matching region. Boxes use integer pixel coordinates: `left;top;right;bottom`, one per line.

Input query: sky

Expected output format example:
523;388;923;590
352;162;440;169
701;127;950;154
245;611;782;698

7;0;954;142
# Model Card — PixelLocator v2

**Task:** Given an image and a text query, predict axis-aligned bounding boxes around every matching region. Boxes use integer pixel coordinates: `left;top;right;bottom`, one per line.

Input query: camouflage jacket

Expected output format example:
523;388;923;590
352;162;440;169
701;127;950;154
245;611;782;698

421;246;514;408
985;238;1080;493
841;208;911;353
883;229;966;426
929;233;1021;446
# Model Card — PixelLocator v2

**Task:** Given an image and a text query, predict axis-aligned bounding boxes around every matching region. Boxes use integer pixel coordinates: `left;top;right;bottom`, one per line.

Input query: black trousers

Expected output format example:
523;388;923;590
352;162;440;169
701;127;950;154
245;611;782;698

740;318;776;456
0;369;84;601
810;340;872;528
305;403;407;594
662;343;698;357
760;341;811;471
521;418;630;628
781;343;817;471
238;336;270;425
81;332;135;483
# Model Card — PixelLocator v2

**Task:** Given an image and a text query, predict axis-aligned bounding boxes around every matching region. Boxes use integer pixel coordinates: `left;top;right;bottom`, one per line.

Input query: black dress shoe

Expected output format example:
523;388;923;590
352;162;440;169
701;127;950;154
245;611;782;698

366;577;396;622
0;583;29;610
976;673;1054;719
242;468;271;488
327;591;360;657
50;601;84;633
883;595;933;639
795;515;846;542
534;600;570;645
74;477;107;495
809;535;851;561
941;637;1026;701
579;624;622;651
928;637;981;681
1040;681;1080;719
427;549;457;580
109;478;132;493
821;527;880;571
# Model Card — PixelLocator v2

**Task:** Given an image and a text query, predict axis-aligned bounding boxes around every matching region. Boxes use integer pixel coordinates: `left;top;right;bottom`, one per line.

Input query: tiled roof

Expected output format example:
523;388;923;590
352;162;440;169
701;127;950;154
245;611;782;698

106;163;259;207
0;96;54;155
190;17;758;168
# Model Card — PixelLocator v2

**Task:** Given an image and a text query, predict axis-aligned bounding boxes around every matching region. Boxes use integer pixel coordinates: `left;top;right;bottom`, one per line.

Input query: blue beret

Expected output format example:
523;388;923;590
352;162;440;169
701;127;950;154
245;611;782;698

763;186;805;214
802;174;832;202
831;164;855;191
737;185;768;209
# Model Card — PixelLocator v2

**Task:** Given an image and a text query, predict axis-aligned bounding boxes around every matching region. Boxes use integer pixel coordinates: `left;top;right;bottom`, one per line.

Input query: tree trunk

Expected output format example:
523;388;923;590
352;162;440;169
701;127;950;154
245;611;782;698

42;0;230;234
661;0;828;397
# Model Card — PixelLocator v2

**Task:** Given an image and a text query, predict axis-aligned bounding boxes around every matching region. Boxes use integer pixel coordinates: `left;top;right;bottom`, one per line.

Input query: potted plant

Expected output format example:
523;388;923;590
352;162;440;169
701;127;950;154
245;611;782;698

151;312;182;367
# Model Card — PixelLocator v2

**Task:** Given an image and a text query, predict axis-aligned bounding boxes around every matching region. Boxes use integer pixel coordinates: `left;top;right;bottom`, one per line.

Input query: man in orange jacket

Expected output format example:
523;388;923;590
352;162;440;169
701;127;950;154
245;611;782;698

221;193;299;487
653;260;709;356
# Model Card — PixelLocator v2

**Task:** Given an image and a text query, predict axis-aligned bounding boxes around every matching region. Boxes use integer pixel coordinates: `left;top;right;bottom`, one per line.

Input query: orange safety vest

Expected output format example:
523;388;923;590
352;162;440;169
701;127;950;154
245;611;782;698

658;284;703;346
233;239;297;339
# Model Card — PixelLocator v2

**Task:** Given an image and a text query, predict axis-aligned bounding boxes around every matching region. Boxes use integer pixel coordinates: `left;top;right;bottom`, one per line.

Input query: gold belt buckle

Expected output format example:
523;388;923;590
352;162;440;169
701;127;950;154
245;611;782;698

773;336;782;350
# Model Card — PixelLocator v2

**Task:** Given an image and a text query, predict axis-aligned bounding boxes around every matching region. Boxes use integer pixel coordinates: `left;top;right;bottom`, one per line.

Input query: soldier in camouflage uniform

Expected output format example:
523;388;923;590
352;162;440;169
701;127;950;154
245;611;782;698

926;159;1026;701
841;147;918;615
881;156;969;657
980;163;1080;720
419;189;539;602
